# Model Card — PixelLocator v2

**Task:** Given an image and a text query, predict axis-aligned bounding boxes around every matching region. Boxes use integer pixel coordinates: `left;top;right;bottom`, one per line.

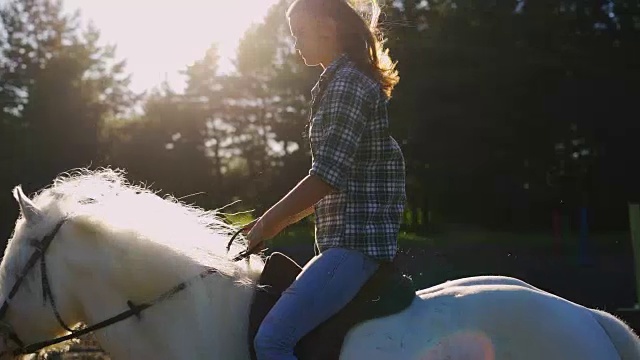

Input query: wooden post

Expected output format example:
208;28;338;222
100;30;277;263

629;203;640;309
552;208;561;255
578;206;591;265
616;203;640;329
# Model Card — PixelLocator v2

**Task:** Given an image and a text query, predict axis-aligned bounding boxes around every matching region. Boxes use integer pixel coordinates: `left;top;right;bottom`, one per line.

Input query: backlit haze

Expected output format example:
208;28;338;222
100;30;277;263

63;0;279;93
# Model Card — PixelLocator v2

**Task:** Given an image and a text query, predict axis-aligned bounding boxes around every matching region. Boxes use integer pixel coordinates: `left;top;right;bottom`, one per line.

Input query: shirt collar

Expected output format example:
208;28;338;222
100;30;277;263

319;53;349;81
311;53;349;98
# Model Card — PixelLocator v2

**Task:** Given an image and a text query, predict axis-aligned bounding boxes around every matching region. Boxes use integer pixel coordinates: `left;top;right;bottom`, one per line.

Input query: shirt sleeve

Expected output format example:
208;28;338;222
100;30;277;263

309;76;370;191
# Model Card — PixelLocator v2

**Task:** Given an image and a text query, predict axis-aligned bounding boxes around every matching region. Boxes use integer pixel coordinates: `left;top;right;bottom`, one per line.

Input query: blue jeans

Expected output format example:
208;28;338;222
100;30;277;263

254;247;380;360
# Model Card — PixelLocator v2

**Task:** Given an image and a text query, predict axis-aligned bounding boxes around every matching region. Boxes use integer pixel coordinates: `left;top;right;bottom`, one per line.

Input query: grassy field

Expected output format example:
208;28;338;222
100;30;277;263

224;210;633;252
265;222;632;255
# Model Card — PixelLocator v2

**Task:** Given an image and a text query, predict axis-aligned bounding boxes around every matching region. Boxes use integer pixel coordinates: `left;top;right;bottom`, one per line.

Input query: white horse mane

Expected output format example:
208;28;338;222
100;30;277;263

2;168;264;299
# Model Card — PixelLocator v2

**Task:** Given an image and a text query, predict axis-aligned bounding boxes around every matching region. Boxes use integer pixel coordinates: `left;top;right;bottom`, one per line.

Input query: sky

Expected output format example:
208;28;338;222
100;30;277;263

62;0;279;94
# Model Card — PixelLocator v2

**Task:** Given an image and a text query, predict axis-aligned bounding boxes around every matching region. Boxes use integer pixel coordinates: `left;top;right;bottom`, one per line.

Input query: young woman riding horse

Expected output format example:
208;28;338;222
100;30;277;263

242;0;406;359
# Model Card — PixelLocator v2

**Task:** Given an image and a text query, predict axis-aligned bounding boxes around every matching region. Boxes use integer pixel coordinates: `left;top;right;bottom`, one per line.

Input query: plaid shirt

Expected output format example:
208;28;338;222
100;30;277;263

308;54;406;262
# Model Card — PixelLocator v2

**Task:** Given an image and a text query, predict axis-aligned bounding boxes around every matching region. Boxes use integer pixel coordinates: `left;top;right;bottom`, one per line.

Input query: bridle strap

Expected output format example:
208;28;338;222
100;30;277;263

41;253;74;332
13;267;219;355
0;219;68;350
0;219;68;320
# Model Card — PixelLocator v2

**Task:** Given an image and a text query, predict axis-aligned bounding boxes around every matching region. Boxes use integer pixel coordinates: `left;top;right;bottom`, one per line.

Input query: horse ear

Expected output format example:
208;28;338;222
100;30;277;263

12;185;42;223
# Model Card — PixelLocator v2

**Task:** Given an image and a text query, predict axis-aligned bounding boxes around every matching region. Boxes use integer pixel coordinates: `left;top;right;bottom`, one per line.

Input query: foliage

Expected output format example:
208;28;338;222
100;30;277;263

0;0;138;237
1;0;639;243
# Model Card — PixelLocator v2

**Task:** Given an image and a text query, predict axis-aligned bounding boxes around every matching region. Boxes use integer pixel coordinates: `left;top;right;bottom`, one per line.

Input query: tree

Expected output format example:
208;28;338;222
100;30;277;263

0;0;137;241
225;0;319;212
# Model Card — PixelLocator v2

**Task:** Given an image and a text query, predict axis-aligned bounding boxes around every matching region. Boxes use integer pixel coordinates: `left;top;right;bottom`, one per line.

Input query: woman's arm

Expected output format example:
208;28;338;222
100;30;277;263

245;174;334;248
287;205;315;226
268;174;333;228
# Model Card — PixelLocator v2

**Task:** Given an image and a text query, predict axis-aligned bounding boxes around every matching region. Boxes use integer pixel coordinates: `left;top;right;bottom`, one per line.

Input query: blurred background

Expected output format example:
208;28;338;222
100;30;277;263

2;0;640;347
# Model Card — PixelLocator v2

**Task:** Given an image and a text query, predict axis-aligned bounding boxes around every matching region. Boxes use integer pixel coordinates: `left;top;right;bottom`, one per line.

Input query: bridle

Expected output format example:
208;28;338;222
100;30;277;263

0;219;257;357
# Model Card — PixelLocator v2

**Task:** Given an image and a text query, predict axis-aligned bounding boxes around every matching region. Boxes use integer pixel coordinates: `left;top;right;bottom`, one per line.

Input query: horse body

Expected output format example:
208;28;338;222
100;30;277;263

341;277;624;359
50;264;633;360
0;169;638;359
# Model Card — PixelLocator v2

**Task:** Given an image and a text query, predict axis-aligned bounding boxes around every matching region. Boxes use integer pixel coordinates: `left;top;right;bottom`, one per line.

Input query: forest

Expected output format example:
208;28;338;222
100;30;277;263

1;0;639;246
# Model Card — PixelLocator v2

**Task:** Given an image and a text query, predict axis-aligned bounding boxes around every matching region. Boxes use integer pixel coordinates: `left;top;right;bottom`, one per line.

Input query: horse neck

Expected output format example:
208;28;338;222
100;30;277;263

58;220;257;358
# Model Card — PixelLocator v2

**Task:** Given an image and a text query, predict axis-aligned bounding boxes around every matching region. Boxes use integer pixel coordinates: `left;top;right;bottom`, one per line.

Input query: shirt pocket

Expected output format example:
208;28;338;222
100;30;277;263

309;110;328;149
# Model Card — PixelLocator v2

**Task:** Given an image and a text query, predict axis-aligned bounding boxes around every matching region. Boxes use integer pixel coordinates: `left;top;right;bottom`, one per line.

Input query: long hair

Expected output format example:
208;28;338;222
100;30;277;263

287;0;400;98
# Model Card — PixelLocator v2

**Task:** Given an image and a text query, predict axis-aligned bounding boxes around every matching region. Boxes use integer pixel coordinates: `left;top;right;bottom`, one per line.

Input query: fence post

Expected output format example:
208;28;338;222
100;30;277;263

629;203;640;309
578;206;591;265
552;208;561;255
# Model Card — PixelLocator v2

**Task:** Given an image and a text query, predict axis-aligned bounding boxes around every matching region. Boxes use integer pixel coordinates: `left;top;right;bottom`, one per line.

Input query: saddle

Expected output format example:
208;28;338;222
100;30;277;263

248;252;415;360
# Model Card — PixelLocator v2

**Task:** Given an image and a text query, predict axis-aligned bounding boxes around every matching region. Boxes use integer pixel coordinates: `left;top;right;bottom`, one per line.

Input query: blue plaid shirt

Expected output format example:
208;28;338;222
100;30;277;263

308;54;406;262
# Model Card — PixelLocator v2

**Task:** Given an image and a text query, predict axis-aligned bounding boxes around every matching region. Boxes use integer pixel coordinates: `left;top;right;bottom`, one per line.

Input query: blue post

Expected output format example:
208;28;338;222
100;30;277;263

578;206;591;265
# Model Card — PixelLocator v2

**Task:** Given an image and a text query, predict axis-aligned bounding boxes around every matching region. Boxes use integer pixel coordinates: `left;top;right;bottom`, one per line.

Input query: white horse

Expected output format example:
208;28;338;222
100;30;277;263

0;169;638;360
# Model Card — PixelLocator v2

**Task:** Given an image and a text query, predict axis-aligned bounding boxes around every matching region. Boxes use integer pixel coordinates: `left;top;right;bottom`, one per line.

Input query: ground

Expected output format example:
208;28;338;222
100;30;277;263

37;227;640;359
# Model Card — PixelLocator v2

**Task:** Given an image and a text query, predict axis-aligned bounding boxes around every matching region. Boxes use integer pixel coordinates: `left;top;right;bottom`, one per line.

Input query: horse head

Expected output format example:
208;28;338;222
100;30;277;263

0;186;83;358
0;169;264;359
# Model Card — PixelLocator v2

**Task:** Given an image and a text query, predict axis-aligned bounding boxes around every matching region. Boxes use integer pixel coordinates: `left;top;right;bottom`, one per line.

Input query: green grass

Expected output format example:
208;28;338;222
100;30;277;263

222;212;255;226
219;210;632;255
265;224;517;248
263;223;632;254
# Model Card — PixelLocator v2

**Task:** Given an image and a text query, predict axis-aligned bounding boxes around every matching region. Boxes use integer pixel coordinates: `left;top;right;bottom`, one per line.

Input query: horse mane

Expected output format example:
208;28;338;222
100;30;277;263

22;168;265;286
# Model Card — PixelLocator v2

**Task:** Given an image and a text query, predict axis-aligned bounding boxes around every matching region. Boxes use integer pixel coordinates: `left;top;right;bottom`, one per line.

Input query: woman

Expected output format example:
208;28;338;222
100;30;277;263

244;0;406;358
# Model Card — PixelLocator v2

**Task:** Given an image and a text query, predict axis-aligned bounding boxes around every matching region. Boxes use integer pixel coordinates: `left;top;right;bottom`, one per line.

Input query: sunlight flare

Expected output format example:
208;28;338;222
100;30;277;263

63;0;278;92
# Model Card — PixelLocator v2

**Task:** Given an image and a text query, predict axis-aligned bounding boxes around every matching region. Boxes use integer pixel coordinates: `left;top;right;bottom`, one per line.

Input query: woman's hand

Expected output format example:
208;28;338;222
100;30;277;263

242;214;286;253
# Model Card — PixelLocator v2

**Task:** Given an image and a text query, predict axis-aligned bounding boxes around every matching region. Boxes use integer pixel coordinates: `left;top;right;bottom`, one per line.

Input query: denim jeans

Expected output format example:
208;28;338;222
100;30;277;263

253;247;380;360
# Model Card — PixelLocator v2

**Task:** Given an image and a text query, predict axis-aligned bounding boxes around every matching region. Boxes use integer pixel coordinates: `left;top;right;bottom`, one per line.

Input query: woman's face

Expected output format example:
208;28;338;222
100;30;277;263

288;11;338;67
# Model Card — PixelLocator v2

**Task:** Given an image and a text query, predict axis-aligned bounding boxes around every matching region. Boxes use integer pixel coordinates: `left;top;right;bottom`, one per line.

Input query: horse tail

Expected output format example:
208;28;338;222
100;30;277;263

591;309;640;360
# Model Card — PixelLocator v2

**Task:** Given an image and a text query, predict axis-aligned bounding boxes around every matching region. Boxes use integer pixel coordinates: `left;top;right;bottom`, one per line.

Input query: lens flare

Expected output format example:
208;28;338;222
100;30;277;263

418;330;496;360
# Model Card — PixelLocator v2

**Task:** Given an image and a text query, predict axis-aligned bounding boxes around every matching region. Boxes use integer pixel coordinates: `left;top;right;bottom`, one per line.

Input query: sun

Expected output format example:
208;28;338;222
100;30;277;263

63;0;279;93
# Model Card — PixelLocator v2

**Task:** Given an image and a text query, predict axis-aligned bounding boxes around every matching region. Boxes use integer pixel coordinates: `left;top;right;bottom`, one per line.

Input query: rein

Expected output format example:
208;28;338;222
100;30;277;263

0;221;254;356
226;225;263;262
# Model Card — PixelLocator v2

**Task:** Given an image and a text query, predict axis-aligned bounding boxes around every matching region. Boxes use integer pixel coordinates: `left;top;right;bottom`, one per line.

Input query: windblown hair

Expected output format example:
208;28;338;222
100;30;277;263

287;0;400;98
